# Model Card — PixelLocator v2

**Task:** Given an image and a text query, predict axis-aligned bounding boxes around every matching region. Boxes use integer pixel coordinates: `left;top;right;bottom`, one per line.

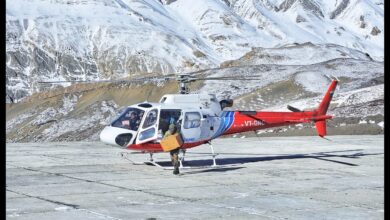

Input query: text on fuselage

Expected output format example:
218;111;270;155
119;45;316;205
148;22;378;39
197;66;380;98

244;120;265;127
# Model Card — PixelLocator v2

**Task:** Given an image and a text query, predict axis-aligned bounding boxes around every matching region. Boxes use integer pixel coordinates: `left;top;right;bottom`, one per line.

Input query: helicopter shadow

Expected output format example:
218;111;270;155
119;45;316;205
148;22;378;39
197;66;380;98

200;149;381;167
154;148;382;172
179;166;245;175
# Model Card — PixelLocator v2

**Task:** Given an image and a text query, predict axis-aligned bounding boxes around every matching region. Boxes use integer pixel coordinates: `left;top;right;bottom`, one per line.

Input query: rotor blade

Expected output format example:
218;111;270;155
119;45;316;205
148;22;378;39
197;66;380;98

195;76;263;80
38;79;154;83
38;80;111;84
38;75;175;84
180;67;221;75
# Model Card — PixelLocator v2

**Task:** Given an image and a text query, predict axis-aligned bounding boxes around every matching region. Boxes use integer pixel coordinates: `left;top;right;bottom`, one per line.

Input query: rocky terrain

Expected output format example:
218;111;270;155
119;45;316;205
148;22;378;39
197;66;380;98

6;56;384;142
6;0;384;102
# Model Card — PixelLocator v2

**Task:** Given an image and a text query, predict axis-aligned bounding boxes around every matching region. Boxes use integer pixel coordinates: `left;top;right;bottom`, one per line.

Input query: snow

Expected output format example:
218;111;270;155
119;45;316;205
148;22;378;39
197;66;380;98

335;84;384;107
5;0;384;141
6;0;384;63
54;207;71;211
200;58;383;101
31;94;78;126
6;0;384;102
294;72;330;93
40;100;119;141
6;110;36;131
261;83;383;116
232;0;383;60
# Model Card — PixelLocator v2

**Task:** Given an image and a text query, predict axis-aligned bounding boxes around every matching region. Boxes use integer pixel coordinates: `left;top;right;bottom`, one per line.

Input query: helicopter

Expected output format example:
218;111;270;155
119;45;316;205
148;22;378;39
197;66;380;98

40;72;339;168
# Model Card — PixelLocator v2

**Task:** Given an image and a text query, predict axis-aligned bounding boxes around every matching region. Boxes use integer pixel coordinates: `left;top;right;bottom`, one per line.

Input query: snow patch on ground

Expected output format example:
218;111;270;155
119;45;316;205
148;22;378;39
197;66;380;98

263;84;383;115
336;84;384;107
41;100;119;141
6;110;36;131
359;120;367;124
32;94;78;126
294;72;330;93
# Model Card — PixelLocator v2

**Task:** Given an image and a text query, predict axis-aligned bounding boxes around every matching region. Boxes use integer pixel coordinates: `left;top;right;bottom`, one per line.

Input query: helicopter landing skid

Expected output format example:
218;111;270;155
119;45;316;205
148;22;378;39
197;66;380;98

120;143;221;170
120;154;221;170
120;152;165;168
162;144;221;170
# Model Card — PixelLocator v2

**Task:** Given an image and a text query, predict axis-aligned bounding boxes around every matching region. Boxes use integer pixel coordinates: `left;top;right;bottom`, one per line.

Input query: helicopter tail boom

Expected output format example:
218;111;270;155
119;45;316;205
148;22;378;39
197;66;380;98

219;79;338;138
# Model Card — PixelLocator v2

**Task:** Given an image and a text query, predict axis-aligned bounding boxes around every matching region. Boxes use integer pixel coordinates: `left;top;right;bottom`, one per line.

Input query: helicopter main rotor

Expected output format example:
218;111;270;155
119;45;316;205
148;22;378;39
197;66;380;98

38;69;263;95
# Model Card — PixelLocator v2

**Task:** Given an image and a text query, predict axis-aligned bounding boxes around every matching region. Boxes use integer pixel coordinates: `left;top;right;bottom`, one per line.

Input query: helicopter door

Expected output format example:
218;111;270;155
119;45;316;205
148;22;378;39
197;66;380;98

136;108;159;144
181;111;202;143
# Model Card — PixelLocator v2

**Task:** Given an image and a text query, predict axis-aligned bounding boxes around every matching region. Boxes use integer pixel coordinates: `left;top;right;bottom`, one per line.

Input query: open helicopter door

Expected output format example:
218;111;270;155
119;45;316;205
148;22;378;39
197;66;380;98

180;110;202;143
136;108;159;144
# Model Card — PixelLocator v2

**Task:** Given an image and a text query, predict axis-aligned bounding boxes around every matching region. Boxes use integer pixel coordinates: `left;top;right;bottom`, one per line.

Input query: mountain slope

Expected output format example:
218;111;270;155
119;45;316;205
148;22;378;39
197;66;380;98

6;57;384;142
6;0;383;102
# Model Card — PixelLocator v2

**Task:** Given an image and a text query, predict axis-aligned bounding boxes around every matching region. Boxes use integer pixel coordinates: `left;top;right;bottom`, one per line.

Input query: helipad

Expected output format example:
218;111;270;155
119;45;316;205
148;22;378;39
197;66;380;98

6;135;384;219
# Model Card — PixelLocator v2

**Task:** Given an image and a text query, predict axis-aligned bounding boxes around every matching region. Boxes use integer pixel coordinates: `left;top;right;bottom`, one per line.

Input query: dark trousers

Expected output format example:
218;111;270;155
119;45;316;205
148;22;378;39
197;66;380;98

170;148;180;169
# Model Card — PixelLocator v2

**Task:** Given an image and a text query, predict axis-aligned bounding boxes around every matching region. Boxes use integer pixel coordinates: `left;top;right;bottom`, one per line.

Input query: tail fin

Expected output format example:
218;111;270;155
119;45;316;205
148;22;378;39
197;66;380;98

316;80;338;115
315;79;338;137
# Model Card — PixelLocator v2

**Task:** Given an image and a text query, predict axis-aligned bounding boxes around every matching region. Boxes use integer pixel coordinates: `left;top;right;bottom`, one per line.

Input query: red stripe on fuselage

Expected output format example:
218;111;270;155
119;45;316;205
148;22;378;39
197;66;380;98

223;111;318;135
126;139;211;152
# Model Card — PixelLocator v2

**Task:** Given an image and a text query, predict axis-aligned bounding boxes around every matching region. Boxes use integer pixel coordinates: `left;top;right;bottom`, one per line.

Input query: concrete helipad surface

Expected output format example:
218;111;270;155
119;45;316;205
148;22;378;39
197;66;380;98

6;135;384;220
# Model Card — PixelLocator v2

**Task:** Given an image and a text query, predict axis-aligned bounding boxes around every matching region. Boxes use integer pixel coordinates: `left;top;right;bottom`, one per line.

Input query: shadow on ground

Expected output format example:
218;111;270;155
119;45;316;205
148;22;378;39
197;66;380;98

153;149;382;170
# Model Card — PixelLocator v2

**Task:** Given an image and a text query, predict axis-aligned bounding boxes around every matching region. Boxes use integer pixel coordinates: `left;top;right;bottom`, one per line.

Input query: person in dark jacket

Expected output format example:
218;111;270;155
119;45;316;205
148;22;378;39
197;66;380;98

164;123;181;175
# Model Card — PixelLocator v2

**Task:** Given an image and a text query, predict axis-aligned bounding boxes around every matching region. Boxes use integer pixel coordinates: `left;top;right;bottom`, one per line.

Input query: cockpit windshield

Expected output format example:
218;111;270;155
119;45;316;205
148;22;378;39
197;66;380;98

111;107;145;131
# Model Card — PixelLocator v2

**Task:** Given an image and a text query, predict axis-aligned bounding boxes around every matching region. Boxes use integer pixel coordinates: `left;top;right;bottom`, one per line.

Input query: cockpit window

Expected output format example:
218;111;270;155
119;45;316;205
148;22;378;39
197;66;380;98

142;109;158;129
111;107;144;131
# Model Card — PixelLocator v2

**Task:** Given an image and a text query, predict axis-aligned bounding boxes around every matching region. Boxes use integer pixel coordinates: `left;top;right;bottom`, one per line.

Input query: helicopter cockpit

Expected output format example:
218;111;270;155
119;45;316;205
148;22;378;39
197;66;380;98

111;107;145;131
100;103;165;147
100;101;200;148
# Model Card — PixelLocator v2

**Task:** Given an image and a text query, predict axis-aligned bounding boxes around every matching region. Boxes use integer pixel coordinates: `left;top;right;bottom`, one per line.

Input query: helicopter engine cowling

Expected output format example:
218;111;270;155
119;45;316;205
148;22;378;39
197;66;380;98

220;99;233;110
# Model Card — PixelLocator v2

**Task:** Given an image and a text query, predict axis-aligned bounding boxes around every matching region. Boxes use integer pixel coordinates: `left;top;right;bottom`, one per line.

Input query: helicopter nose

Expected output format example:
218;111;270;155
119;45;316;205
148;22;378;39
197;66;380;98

100;126;135;147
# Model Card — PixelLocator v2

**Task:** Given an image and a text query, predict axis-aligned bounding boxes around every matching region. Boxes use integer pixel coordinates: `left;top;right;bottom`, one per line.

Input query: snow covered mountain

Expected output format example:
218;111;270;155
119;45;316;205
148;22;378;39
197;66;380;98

6;58;384;142
6;0;383;102
5;0;384;142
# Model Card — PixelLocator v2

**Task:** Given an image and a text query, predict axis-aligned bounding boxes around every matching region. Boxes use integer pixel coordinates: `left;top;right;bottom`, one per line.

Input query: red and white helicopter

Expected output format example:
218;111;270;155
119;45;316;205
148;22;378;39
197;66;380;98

97;74;339;167
41;73;338;168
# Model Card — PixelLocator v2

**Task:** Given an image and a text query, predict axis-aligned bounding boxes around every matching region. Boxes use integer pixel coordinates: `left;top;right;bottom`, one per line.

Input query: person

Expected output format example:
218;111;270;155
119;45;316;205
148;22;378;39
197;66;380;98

143;111;156;127
122;112;139;131
130;112;142;130
134;112;144;129
164;123;181;175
